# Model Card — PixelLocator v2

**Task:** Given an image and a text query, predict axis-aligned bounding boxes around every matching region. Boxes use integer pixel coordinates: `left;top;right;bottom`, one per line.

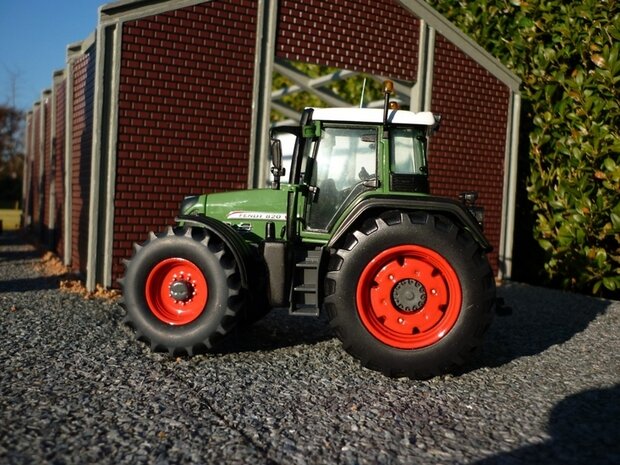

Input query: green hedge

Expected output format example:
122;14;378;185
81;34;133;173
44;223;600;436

427;0;619;297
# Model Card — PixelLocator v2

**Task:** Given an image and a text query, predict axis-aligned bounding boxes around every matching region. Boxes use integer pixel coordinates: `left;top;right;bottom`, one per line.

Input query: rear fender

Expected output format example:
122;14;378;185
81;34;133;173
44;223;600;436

328;196;493;252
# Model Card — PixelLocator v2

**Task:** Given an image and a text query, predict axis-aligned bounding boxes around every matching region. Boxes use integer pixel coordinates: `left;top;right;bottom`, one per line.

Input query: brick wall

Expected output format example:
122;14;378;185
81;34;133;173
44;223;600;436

31;105;41;230
70;47;96;275
111;0;258;280
276;0;419;80
19;0;512;285
42;97;52;243
23;114;33;226
276;1;508;271
54;79;67;258
429;34;510;272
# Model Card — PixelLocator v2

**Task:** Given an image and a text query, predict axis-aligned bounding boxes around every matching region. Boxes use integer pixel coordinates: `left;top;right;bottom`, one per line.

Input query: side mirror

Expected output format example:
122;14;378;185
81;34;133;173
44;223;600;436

270;139;284;189
271;138;282;169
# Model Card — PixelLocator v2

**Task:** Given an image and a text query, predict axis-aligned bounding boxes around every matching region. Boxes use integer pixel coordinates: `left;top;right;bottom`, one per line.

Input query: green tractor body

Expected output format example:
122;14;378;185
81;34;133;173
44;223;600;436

122;83;497;378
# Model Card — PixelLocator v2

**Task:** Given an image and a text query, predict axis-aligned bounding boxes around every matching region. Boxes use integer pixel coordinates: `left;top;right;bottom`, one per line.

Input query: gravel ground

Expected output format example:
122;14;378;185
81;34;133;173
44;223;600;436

1;232;618;465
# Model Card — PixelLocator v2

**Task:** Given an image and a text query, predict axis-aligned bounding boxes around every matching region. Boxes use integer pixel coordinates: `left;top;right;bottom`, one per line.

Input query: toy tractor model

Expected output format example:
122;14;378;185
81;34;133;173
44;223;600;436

121;81;496;378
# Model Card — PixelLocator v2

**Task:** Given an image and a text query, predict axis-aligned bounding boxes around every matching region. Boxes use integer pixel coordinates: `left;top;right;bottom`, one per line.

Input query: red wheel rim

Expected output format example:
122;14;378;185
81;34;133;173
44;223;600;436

145;258;208;325
356;245;462;349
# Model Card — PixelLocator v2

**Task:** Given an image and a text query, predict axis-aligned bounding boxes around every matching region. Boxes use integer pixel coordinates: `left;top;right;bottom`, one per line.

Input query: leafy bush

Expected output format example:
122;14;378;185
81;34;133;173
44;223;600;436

427;0;619;297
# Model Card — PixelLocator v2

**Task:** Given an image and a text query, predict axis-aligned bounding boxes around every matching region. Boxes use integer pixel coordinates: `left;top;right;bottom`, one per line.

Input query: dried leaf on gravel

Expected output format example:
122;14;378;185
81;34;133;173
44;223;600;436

59;279;120;301
35;251;71;277
35;250;120;301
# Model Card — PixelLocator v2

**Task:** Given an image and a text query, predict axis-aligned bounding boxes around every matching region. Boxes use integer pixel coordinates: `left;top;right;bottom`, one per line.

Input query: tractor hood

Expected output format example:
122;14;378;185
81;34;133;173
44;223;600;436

181;188;289;241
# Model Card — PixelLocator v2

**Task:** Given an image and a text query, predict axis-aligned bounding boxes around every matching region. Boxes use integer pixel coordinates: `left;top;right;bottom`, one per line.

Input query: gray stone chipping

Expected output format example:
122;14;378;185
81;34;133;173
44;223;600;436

0;232;618;465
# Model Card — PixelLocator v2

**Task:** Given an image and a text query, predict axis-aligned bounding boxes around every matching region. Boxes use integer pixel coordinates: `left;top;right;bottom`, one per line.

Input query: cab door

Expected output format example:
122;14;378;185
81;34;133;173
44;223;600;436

303;125;379;232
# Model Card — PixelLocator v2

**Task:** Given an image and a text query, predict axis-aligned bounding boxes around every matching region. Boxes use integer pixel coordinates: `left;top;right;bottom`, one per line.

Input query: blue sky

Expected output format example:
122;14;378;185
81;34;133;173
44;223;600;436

0;0;105;110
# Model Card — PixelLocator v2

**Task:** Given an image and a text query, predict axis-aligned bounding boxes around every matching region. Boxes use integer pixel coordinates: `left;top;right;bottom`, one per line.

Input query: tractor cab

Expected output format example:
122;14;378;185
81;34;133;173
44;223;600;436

270;81;440;236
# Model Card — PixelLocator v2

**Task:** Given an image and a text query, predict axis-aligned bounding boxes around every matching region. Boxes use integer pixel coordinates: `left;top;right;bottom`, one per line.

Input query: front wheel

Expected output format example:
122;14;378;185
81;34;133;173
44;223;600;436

324;211;496;378
121;226;244;356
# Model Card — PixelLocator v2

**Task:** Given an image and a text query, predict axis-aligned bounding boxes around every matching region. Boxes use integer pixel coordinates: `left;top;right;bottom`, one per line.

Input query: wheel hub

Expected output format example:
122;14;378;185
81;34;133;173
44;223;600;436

391;278;427;312
169;280;192;301
168;271;197;305
145;258;208;325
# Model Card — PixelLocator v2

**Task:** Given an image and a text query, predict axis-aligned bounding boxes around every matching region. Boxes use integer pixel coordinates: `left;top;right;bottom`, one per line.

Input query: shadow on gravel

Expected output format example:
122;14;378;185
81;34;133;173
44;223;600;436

473;384;620;465
0;250;40;263
0;276;62;293
0;233;40;262
475;283;612;370
213;308;334;354
0;234;63;293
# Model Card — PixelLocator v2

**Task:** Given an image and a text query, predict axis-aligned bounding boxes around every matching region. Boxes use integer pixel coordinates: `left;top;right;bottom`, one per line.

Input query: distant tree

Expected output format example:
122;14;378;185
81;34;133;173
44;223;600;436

0;103;24;208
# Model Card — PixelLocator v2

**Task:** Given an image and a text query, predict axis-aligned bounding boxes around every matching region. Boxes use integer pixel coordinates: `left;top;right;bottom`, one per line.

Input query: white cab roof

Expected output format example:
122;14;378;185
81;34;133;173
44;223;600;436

310;107;437;126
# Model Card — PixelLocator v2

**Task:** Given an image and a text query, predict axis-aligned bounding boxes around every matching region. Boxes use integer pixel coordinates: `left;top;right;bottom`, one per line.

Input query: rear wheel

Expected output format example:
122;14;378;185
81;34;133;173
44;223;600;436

121;226;243;356
324;211;495;378
356;244;462;350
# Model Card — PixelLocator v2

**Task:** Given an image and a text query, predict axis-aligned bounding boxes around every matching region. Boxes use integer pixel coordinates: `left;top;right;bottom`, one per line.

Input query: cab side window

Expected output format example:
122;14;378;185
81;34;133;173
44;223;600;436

391;128;427;175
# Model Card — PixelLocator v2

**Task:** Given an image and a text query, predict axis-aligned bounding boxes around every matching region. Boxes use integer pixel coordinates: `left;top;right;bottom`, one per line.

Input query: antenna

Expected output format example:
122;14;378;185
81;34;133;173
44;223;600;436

359;78;367;108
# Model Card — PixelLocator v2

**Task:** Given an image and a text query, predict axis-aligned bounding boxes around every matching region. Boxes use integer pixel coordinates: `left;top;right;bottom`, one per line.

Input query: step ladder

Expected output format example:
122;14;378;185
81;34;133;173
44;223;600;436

289;247;323;316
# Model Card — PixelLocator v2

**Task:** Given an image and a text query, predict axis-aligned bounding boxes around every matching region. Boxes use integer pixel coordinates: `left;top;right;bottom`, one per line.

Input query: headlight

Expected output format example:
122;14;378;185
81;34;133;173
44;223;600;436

459;191;483;228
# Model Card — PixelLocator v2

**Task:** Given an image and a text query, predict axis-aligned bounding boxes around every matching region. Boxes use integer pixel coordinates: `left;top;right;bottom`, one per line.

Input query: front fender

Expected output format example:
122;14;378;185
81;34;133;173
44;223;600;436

175;214;257;288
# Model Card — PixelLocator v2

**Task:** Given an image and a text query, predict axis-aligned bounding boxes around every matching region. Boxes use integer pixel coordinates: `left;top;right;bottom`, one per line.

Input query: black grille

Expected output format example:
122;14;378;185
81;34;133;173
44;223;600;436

390;174;429;193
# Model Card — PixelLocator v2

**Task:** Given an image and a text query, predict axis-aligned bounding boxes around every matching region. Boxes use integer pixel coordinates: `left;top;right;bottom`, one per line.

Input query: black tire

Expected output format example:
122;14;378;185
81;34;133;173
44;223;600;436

121;226;244;356
324;211;495;378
